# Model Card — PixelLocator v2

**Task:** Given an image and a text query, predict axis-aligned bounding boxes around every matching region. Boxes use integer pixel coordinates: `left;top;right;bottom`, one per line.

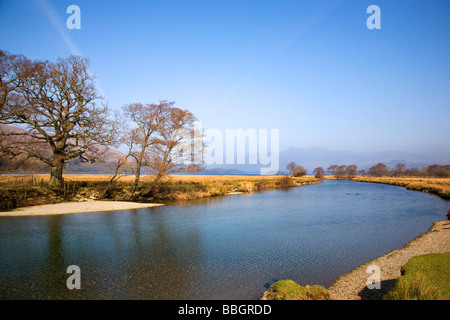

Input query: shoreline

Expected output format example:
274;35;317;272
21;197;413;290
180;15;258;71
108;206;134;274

0;200;164;217
327;219;450;300
0;174;321;216
0;174;321;212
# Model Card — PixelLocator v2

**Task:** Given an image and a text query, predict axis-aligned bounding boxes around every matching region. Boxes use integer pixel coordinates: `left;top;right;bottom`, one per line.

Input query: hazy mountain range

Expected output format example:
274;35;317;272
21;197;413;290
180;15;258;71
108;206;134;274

1;125;447;174
205;147;446;174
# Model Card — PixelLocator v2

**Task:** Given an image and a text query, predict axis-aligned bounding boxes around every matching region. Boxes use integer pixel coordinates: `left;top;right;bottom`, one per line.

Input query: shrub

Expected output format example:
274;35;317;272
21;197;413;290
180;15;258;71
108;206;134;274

0;193;18;211
276;175;294;188
254;180;267;190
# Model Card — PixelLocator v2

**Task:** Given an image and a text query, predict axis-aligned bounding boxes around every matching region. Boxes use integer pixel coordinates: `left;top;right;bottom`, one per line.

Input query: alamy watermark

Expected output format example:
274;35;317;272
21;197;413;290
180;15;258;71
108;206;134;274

366;265;381;290
67;4;381;31
172;121;280;175
66;265;81;289
367;5;381;30
66;5;81;30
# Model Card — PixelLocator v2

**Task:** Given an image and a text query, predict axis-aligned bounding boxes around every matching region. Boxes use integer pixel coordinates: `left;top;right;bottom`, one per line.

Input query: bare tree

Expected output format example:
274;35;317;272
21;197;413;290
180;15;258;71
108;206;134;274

368;163;389;177
100;114;135;198
286;161;297;175
0;50;18;111
312;167;325;179
122;101;204;194
286;161;307;177
346;164;358;179
392;163;406;177
0;51;117;188
327;165;338;175
122;101;173;193
334;165;347;179
147;106;204;185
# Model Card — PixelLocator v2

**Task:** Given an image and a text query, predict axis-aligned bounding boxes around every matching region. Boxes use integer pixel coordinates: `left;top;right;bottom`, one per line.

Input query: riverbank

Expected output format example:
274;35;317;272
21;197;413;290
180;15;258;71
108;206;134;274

0;174;321;214
327;219;450;300
352;176;450;200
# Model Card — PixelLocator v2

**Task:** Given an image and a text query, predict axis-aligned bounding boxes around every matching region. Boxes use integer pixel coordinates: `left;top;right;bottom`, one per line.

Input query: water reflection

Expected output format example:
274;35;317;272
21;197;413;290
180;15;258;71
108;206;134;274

44;216;66;298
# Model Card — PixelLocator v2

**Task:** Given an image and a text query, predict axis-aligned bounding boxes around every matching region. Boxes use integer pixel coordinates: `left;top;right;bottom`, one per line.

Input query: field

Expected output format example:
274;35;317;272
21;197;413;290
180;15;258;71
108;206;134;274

352;176;450;200
0;173;319;188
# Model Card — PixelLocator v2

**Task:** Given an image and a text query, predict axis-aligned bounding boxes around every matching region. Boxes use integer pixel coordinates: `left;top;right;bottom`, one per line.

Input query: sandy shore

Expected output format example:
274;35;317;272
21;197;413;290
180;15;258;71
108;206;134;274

0;201;163;217
327;219;450;300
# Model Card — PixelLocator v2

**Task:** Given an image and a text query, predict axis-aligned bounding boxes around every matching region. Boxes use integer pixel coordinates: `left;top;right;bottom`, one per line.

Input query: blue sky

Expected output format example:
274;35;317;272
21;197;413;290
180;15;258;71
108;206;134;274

1;0;449;160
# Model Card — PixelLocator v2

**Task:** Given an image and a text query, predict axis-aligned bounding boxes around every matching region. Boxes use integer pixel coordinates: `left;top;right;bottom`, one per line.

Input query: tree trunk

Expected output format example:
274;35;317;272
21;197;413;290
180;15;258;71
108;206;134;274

152;173;163;186
101;157;128;199
49;158;64;189
131;164;141;194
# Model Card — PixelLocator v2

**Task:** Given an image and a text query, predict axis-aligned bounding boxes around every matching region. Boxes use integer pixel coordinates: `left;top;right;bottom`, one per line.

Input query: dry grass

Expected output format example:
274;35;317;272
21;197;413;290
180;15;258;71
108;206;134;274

383;272;443;300
0;173;321;210
353;176;450;200
0;173;318;186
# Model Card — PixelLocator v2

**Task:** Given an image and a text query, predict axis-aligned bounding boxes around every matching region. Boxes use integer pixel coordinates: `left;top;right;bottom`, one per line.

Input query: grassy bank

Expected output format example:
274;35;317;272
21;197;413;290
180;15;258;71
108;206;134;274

384;252;450;300
261;280;330;300
0;174;321;211
352;176;450;200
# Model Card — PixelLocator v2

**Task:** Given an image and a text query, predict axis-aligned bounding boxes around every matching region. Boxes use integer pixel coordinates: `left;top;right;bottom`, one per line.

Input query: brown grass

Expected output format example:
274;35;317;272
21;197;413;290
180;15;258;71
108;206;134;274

0;173;322;210
352;176;450;200
0;173;319;186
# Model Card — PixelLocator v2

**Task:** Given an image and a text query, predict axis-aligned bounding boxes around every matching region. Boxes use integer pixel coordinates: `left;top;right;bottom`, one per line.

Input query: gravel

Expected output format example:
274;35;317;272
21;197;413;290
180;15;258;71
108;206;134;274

327;220;450;300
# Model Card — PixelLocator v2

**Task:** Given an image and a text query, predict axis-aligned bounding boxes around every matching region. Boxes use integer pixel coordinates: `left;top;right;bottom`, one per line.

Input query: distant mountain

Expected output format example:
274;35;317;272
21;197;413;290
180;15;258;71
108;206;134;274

204;147;446;174
2;123;446;175
200;168;253;175
278;147;438;172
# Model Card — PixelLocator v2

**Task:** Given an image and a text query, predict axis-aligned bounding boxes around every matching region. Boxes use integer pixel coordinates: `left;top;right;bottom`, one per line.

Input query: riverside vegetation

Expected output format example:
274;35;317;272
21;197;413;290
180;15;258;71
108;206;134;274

383;252;450;300
0;173;320;212
352;176;450;200
261;280;330;300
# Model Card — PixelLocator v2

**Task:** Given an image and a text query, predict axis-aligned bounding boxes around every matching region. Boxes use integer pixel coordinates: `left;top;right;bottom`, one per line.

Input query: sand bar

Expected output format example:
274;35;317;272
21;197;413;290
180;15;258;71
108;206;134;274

0;201;163;217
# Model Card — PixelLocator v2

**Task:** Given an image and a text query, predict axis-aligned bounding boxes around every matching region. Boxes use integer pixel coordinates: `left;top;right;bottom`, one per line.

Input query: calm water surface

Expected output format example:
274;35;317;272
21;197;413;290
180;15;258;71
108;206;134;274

0;180;448;299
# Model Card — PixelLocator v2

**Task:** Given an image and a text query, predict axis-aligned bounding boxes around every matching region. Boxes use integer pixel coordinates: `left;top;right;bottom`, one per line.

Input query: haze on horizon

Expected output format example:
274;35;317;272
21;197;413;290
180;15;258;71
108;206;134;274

0;0;449;162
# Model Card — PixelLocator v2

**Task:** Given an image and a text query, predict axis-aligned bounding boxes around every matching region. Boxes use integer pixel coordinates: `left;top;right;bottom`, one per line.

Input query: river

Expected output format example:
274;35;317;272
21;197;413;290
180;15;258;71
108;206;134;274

0;180;448;299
